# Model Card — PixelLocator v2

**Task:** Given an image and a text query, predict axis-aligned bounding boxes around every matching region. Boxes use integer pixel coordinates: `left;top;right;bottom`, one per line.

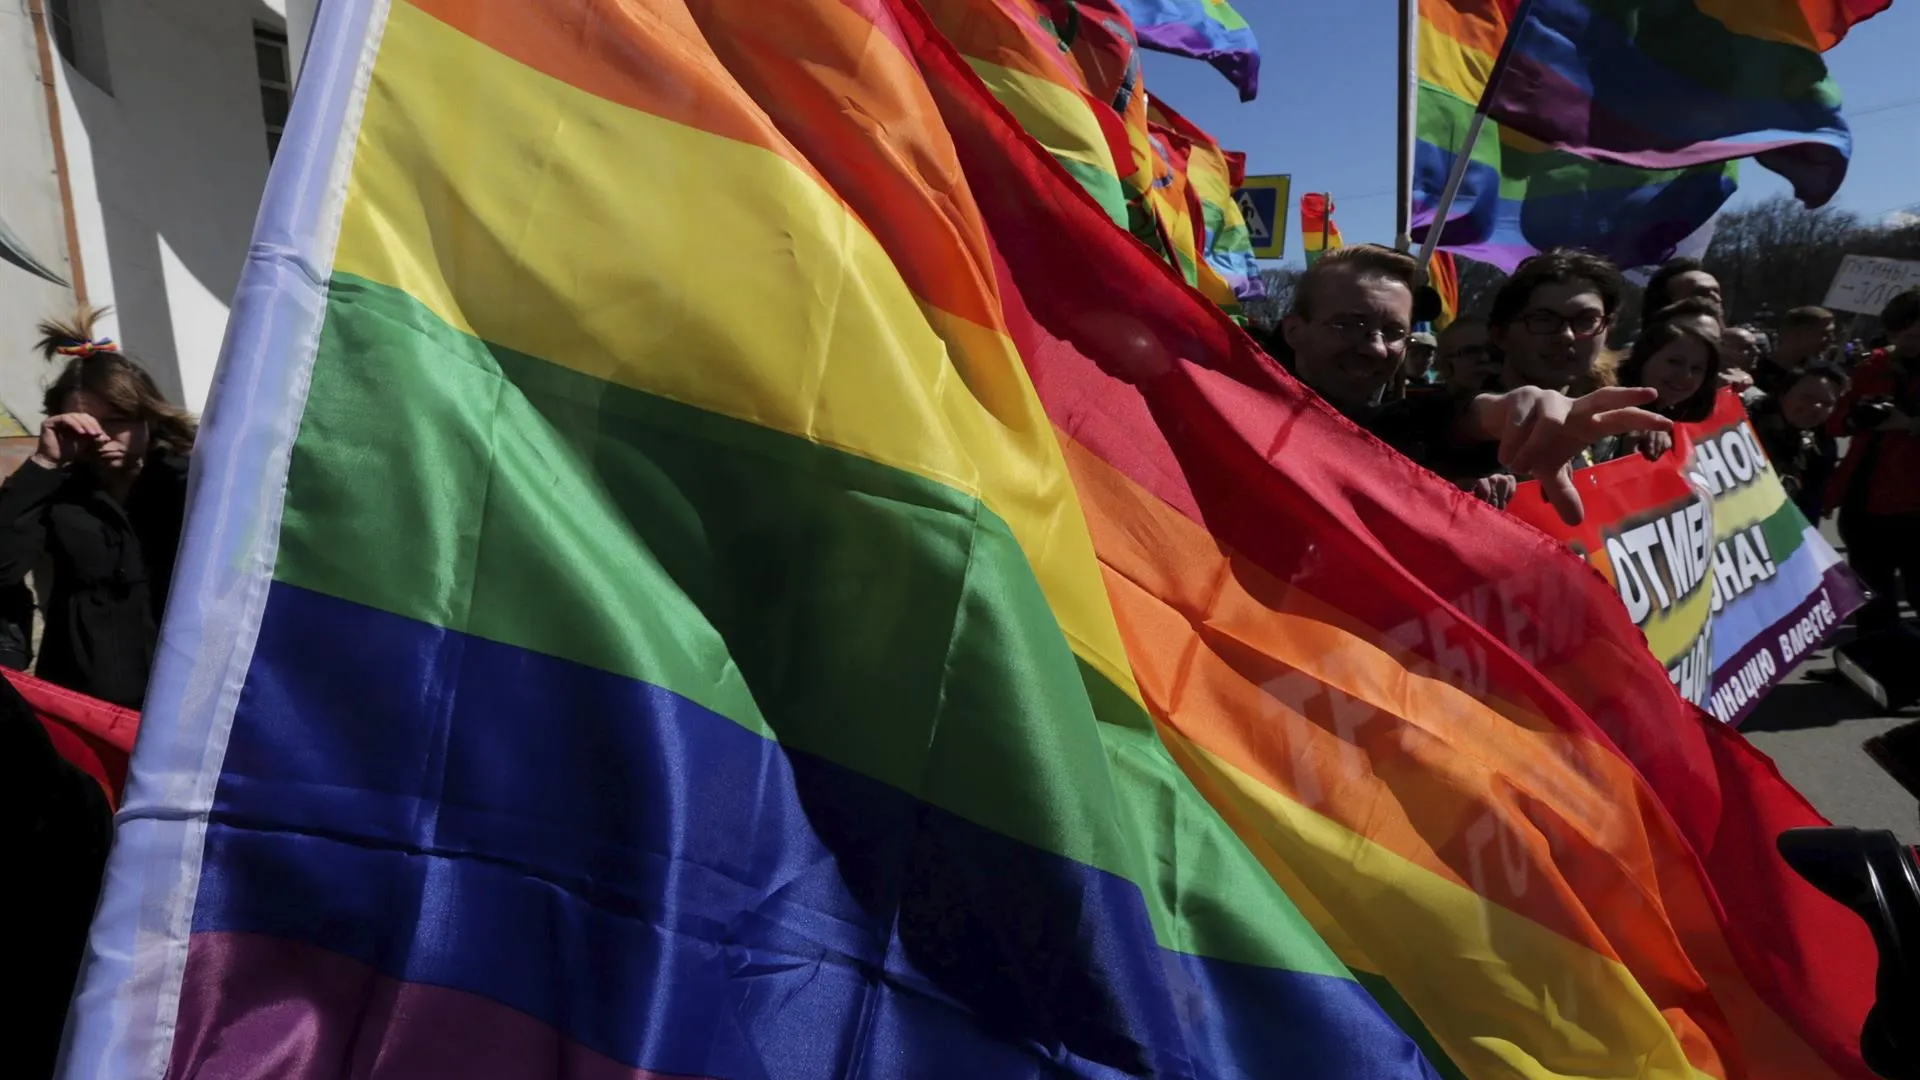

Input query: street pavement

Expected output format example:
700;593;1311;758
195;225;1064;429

1743;643;1919;845
1738;520;1919;845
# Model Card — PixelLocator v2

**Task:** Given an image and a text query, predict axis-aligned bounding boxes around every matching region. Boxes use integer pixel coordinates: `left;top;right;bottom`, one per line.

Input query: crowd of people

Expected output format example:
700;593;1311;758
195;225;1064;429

1264;244;1920;621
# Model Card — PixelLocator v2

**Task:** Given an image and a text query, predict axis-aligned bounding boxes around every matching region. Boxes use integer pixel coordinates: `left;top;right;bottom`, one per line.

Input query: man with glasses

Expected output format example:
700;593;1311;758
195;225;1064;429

1278;245;1670;524
1488;249;1621;398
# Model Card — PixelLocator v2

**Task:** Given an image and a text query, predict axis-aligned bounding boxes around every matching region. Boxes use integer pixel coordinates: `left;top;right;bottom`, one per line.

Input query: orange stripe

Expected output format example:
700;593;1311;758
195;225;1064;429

408;0;1007;335
1418;0;1508;59
1062;434;1838;1078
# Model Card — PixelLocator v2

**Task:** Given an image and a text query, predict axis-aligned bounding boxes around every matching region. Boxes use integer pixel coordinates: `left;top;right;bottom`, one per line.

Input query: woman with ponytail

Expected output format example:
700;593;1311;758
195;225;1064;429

0;306;194;708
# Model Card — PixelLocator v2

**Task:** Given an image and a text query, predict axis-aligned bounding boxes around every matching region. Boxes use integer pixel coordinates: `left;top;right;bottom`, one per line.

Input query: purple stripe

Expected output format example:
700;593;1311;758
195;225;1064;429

173;933;699;1080
1711;566;1867;727
1408;139;1735;272
1125;13;1260;100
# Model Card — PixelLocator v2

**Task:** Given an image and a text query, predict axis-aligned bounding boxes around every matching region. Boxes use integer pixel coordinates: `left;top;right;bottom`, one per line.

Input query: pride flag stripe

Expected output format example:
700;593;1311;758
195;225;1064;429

280;275;1380;983
196;583;1434;1079
1061;439;1847;1079
341;2;1141;705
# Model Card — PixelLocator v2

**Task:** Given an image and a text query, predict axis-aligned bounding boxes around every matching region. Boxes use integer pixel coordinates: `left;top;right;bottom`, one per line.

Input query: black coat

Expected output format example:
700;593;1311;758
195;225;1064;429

0;450;189;708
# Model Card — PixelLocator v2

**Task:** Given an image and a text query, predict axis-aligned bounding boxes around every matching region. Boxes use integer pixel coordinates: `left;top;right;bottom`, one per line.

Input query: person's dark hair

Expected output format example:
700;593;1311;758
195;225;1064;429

1641;257;1706;321
35;305;196;453
1781;305;1835;331
1488;248;1625;329
1289;244;1419;321
1880;288;1920;335
1618;317;1722;423
1795;359;1851;396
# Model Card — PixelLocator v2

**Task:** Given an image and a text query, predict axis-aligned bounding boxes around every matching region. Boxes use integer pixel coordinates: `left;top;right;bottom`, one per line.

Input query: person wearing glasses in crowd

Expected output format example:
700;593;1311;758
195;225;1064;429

1275;245;1670;523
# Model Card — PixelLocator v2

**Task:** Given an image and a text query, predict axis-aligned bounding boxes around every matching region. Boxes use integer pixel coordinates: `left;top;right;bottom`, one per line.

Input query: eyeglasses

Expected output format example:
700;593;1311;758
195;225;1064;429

1519;310;1609;339
1319;317;1411;351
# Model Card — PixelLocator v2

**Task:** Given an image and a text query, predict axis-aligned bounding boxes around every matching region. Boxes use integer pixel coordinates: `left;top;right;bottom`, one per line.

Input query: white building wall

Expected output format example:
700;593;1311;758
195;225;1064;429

50;0;303;417
0;0;79;431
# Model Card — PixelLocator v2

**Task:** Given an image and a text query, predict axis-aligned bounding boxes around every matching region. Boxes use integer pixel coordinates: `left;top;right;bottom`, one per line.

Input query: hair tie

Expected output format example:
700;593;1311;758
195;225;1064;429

53;337;118;358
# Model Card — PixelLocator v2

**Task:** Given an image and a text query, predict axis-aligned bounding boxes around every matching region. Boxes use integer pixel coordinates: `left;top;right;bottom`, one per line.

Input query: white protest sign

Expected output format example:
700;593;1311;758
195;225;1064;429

1822;255;1920;316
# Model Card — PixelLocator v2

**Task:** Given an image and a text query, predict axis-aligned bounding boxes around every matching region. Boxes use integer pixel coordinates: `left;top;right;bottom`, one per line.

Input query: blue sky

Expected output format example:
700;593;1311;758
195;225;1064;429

1141;1;1920;265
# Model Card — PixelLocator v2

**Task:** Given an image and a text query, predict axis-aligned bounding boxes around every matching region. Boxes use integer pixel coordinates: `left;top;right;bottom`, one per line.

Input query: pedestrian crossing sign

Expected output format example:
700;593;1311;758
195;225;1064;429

1233;174;1290;259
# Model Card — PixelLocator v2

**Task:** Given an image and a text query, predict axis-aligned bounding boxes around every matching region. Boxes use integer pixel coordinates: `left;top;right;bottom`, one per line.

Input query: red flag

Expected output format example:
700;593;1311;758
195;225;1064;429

7;670;139;809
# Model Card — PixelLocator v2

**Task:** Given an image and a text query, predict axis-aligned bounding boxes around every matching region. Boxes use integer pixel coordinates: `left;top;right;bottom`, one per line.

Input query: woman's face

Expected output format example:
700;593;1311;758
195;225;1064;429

1640;337;1712;409
61;389;149;473
1780;375;1839;431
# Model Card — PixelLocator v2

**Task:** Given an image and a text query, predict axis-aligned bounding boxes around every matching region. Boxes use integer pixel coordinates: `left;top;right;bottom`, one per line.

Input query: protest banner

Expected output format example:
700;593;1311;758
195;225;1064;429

1512;390;1865;725
1822;254;1920;316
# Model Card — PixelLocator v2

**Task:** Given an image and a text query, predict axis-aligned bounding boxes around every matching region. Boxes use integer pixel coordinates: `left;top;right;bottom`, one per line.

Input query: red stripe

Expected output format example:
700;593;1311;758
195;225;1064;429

886;0;1877;1072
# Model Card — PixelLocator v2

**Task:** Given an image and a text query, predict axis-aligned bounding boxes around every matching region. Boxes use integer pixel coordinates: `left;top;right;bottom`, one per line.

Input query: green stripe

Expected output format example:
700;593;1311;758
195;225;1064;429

1579;0;1839;105
279;272;1352;980
1053;154;1131;228
1418;86;1739;200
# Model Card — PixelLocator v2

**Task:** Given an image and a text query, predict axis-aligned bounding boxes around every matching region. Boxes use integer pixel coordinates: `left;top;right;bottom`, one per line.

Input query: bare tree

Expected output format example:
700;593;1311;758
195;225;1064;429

1242;265;1301;332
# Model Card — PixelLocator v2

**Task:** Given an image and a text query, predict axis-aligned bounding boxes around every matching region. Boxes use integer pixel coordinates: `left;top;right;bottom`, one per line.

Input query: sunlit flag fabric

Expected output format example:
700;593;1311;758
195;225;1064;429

1111;0;1261;100
62;1;1882;1078
1149;97;1265;307
922;0;1133;229
1486;0;1890;208
1300;192;1343;265
1415;0;1738;272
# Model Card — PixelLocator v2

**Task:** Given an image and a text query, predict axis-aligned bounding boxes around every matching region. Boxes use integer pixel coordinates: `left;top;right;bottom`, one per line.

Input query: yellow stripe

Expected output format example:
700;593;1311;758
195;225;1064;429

1418;15;1495;102
1709;473;1790;537
1164;731;1727;1080
337;2;1142;702
962;56;1117;179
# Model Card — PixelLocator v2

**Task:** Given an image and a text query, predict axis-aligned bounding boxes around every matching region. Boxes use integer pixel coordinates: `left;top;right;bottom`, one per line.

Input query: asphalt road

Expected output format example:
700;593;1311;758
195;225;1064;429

1738;522;1920;845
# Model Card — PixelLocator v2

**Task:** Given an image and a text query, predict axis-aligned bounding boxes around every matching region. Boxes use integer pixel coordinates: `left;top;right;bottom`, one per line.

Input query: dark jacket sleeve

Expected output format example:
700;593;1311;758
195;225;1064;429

0;459;66;588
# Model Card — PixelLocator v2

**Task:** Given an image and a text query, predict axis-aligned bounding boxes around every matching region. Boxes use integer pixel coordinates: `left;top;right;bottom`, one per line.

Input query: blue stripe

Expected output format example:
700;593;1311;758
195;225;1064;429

196;583;1440;1080
1411;138;1736;272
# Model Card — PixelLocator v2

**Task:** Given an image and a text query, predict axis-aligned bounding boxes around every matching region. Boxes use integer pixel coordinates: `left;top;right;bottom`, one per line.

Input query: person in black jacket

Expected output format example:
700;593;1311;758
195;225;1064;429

0;307;194;709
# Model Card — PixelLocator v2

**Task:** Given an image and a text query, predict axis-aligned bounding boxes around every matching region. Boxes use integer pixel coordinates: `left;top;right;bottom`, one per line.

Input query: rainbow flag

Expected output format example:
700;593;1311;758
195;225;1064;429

1428;250;1460;329
1150;98;1265;306
1487;0;1888;207
1300;192;1343;265
922;0;1132;229
1415;0;1738;271
62;1;1881;1078
1112;0;1262;100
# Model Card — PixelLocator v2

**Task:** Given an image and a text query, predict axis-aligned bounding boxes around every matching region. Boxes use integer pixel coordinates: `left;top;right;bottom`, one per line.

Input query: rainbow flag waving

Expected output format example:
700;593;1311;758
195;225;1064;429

1415;0;1738;271
61;1;1881;1078
1487;0;1888;207
1300;192;1343;265
1112;0;1262;100
1428;250;1460;329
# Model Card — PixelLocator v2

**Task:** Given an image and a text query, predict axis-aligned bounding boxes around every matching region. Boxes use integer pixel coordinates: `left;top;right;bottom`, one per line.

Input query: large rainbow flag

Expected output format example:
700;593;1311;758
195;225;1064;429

1486;0;1888;207
1112;0;1262;100
1415;0;1738;271
62;1;1883;1078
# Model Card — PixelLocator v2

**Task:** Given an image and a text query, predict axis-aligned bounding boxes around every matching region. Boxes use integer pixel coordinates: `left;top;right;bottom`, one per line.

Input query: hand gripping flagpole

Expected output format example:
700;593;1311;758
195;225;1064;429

1412;0;1538;275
